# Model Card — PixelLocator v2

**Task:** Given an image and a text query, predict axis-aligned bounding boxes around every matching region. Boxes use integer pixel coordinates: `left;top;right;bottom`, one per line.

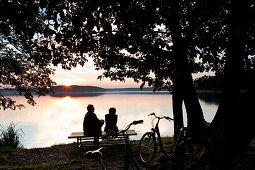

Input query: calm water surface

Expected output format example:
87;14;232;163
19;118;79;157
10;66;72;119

0;92;218;148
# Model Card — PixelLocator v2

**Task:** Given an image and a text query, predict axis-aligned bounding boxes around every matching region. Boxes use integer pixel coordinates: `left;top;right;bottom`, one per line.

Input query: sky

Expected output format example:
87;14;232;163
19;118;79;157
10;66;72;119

50;59;212;88
50;61;141;88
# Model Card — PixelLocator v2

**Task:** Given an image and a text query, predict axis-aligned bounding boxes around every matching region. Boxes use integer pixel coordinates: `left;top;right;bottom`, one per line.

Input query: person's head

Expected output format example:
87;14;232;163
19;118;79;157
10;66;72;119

87;104;95;113
109;107;116;115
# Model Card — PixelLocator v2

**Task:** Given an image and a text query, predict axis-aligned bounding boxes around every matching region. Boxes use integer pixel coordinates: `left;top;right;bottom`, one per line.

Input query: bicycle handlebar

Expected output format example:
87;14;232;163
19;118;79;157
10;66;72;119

148;112;174;121
148;112;155;116
122;119;143;132
165;116;174;121
132;120;144;125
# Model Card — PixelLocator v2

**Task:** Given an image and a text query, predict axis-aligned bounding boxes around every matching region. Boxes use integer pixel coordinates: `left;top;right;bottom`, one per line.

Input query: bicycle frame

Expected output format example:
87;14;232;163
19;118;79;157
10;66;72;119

119;120;143;170
152;116;188;153
151;117;166;153
121;131;141;170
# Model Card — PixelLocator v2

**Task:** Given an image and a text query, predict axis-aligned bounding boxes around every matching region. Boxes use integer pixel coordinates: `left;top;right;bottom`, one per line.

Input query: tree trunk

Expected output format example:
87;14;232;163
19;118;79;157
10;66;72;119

168;0;205;139
172;78;184;141
202;0;255;168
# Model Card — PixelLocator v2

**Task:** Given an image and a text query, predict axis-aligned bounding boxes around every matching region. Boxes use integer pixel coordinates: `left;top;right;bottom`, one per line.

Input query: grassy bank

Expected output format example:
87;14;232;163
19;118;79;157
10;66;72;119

0;139;138;169
0;137;255;169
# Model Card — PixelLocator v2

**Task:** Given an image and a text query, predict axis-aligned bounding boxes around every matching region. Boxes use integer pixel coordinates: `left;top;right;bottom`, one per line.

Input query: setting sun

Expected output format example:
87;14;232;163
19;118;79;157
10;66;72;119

63;82;72;87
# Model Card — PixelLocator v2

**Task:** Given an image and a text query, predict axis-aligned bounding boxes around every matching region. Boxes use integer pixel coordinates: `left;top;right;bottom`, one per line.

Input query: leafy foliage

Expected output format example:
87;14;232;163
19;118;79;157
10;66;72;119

1;0;254;109
27;0;254;89
0;44;56;109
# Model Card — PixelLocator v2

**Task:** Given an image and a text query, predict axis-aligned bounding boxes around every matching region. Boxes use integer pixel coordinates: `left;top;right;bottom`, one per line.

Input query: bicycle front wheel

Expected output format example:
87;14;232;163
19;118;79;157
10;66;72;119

138;132;157;164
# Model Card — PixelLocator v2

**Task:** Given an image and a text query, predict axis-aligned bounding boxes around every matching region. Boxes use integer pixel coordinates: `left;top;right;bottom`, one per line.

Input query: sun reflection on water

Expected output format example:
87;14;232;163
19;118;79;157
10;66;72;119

59;96;73;105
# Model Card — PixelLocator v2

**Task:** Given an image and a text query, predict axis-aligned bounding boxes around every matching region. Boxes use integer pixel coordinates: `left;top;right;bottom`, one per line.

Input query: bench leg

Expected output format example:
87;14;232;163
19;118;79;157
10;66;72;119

76;138;79;149
77;138;82;150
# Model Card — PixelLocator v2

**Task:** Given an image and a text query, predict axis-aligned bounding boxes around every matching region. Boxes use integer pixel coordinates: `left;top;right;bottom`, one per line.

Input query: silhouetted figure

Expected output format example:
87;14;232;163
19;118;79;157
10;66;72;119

83;104;104;145
104;107;118;133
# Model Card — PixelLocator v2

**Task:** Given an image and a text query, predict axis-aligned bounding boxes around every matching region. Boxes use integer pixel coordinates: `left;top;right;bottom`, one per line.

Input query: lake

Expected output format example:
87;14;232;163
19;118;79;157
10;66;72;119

0;91;219;148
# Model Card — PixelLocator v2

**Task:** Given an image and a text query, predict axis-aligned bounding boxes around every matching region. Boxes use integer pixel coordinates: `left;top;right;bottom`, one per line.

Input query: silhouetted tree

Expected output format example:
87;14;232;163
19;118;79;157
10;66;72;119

1;0;255;168
1;0;206;138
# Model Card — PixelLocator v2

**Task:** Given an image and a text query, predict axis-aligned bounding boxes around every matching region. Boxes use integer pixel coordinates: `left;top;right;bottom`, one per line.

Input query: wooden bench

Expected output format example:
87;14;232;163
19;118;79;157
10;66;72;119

68;130;137;149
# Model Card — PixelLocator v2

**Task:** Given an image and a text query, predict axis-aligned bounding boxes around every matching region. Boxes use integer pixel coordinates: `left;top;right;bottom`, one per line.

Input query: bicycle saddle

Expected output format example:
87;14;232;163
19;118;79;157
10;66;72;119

84;147;106;160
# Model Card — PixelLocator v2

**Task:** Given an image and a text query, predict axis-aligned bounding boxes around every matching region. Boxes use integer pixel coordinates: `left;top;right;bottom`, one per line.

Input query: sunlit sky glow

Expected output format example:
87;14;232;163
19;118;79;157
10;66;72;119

50;57;213;88
50;61;141;88
51;64;212;89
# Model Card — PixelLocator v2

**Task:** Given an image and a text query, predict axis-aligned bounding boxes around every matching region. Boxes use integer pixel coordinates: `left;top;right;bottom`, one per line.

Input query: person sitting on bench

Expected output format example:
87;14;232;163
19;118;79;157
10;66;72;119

104;107;118;133
83;104;104;145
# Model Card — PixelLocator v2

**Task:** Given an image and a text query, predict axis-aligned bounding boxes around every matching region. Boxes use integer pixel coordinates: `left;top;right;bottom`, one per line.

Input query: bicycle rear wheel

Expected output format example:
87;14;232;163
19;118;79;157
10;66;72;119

161;138;175;158
138;132;157;164
174;138;196;168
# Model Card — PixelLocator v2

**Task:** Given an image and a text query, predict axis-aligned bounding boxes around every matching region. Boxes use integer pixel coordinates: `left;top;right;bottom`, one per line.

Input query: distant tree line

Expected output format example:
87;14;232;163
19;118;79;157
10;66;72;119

194;74;252;90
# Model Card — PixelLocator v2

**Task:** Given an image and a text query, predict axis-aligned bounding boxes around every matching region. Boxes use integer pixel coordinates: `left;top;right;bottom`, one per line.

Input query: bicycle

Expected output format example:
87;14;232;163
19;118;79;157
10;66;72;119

138;112;195;166
85;120;143;170
138;112;173;164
